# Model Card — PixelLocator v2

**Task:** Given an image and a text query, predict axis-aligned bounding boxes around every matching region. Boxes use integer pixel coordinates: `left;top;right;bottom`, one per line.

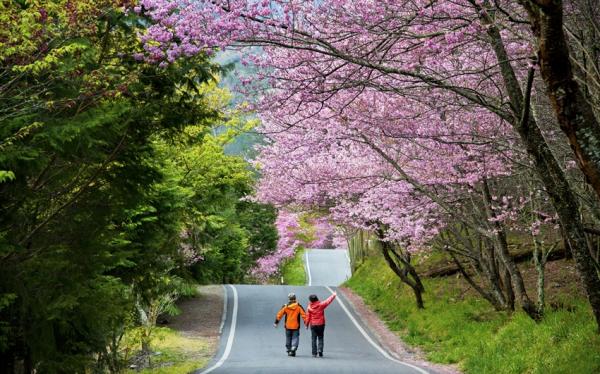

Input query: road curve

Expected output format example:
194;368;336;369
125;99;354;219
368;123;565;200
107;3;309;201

198;249;429;374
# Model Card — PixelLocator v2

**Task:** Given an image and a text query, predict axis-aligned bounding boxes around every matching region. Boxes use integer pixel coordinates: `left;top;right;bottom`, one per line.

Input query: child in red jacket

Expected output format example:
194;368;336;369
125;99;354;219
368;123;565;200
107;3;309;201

305;292;336;357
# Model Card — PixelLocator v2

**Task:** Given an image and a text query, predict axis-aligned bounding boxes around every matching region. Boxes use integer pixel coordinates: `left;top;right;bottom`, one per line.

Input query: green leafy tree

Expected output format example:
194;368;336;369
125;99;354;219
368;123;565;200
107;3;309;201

0;2;220;371
237;201;278;262
0;2;278;371
156;126;274;284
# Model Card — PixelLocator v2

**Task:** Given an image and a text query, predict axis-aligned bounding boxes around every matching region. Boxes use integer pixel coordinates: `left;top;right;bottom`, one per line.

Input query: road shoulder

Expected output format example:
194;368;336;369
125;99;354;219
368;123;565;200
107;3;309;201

164;285;224;369
339;286;461;374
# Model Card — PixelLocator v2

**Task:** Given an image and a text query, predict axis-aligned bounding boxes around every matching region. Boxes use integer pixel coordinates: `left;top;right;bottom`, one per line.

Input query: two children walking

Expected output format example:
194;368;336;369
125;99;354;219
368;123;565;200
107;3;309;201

274;291;337;357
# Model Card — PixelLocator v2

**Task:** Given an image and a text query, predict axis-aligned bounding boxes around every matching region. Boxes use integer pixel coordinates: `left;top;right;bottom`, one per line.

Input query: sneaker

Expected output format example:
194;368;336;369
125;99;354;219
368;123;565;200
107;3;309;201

287;350;291;356
290;350;296;357
312;353;317;358
318;352;323;357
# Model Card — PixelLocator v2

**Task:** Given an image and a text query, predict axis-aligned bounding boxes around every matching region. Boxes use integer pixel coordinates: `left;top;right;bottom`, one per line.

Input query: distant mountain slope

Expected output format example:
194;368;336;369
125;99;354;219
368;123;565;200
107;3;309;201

214;49;266;158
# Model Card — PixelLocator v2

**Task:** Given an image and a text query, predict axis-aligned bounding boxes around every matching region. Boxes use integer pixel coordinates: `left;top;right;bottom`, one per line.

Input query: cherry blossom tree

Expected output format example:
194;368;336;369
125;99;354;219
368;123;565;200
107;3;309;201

250;210;337;281
246;0;600;327
254;85;537;309
133;0;600;330
251;210;302;281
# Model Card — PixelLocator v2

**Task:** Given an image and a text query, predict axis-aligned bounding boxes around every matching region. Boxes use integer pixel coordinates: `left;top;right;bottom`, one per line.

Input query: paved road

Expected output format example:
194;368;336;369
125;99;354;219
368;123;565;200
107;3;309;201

198;249;429;374
305;249;352;286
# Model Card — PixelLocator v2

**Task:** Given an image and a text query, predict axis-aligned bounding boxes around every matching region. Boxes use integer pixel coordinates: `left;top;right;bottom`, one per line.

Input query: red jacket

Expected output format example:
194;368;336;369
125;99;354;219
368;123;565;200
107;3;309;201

305;294;336;327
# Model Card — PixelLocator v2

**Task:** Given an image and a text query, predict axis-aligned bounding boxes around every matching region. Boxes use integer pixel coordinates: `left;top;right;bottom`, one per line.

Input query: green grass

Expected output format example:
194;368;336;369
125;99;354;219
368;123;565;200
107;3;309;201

281;247;307;285
124;327;212;373
345;256;600;374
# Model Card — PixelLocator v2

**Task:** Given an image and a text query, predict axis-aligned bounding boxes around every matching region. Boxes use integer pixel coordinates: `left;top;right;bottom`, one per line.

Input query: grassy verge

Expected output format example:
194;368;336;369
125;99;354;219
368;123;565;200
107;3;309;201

345;256;600;374
281;247;307;285
124;327;212;373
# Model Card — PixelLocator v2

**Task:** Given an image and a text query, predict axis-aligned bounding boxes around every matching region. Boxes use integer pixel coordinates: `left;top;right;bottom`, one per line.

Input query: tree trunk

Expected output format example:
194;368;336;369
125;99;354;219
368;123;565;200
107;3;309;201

528;1;600;332
411;284;425;310
449;251;507;311
521;0;600;199
483;240;512;310
481;181;539;319
440;229;511;311
380;243;425;309
502;266;516;311
477;0;600;331
533;242;545;316
376;227;425;309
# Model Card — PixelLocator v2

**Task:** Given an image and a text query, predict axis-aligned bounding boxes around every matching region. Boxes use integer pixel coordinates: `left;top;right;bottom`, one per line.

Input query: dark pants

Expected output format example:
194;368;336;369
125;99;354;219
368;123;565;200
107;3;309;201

285;329;300;351
311;324;325;355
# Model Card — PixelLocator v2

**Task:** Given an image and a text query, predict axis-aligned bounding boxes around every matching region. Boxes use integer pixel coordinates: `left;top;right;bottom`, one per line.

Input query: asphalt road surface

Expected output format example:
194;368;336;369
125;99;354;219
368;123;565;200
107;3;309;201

198;249;429;374
305;249;352;286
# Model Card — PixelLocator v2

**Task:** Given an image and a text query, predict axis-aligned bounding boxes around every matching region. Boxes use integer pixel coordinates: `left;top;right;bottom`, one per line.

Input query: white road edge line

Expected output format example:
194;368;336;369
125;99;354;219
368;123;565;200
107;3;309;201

326;286;429;374
305;250;312;286
200;285;239;374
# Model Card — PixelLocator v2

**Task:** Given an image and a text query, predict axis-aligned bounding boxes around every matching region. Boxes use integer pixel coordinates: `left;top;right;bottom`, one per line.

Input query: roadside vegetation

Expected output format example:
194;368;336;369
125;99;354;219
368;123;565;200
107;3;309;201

281;248;307;286
252;211;336;284
123;327;212;374
346;255;600;374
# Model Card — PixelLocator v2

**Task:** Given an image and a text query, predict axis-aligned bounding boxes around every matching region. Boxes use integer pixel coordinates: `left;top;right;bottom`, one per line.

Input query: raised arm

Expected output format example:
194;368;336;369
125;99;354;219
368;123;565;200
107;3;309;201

322;292;337;309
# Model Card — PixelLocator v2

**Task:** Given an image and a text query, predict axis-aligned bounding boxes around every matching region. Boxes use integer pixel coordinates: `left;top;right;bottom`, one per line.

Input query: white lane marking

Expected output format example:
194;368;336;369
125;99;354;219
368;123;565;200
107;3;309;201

305;250;312;286
326;286;429;374
218;285;228;334
200;285;239;374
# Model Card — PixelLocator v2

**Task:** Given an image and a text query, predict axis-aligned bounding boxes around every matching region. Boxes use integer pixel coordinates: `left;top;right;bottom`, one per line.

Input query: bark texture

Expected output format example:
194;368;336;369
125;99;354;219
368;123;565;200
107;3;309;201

523;0;600;199
512;0;600;333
